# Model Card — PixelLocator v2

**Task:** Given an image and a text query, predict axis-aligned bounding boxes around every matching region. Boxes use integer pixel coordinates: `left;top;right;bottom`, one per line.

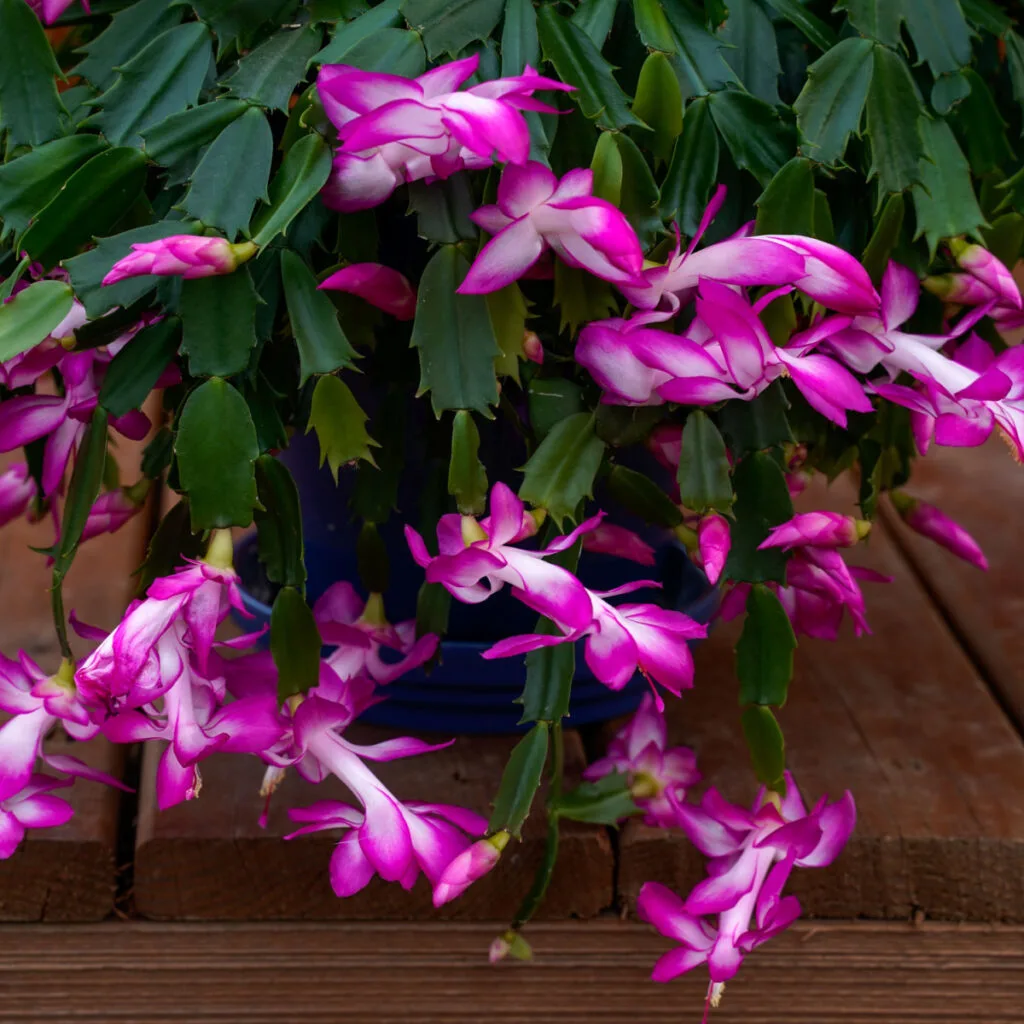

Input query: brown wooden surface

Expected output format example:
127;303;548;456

1;919;1022;1022
134;728;613;921
616;476;1024;922
0;441;151;921
879;437;1024;731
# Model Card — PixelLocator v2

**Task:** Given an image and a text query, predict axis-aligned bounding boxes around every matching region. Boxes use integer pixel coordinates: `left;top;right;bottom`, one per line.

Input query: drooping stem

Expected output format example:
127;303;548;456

50;574;72;661
509;720;565;932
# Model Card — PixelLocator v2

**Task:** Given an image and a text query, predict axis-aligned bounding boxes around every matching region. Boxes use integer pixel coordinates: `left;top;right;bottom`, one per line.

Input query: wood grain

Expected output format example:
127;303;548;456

878;437;1024;732
0;920;1021;1022
0;438;152;921
134;727;613;921
616;475;1024;922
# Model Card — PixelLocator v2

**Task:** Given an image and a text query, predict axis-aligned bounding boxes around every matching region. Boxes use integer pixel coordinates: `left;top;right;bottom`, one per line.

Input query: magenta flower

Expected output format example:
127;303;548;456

102;236;256;285
522;330;544;365
318;263;416;320
404;482;598;632
581;523;656;566
24;0;86;23
579;280;873;427
432;831;508;906
313;583;438;686
697;514;730;585
583;694;699;827
0;349;150;496
75;531;247;712
483;585;707;702
317;57;572;212
620;187;879;314
0;654;128;856
759;511;869;552
458;162;645;293
0;462;37;528
282;694;488;897
890;493;988;571
0;774;75;857
639;775;855;1009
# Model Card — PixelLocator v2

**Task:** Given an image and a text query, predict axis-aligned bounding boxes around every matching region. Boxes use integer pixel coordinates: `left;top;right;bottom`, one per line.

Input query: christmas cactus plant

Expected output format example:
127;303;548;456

1;0;1022;1014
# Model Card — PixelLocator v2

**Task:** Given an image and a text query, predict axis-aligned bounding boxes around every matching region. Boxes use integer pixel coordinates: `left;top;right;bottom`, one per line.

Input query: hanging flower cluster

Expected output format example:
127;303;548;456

0;4;1017;1016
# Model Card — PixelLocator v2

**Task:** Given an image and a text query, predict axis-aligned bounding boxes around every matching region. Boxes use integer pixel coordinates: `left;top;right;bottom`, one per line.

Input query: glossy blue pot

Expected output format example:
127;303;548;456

235;431;718;733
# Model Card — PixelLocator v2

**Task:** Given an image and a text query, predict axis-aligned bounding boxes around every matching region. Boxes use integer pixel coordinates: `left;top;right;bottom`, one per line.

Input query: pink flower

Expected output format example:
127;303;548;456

404;482;597;632
0;462;37;528
0;654;128;856
483;586;707;703
318;263;416;320
721;547;889;641
697;514;730;585
758;511;869;552
582;523;656;566
313;584;438;686
0;349;150;496
578;280;873;427
620;187;879;315
0;774;75;857
281;694;488;897
890;493;988;571
102;236;256;285
583;694;699;827
458;162;645;293
639;775;855;1011
75;531;247;712
24;0;87;23
432;831;508;906
317;57;572;212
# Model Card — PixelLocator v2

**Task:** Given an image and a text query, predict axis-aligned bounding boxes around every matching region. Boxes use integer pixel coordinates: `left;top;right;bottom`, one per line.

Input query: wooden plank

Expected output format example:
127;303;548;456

878;437;1024;731
0;920;1021;1021
615;475;1024;922
134;727;613;921
0;436;154;921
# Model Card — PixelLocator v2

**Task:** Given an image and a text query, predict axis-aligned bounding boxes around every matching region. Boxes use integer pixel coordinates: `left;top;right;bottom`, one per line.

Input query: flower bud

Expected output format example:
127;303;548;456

0;462;36;529
948;238;1022;310
891;492;988;571
759;511;869;552
696;513;731;585
102;236;257;286
522;330;544;365
433;831;509;907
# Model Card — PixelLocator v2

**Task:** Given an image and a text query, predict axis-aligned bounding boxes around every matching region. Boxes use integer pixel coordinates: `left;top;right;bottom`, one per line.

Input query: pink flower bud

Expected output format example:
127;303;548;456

25;0;83;24
759;511;870;552
318;263;417;320
949;238;1022;311
522;330;544;365
646;424;683;471
102;236;257;286
696;513;730;585
922;273;997;306
892;493;988;571
582;523;656;566
78;486;146;544
0;462;36;528
433;831;508;907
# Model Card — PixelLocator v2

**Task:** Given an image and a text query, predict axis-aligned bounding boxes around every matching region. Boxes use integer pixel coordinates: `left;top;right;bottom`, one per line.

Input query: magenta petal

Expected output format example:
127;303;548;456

797;791;856;867
650;945;709;983
358;792;414;882
497;160;558;217
318;263;417;321
12;791;75;830
457;217;546;294
329;830;377;897
637;882;709;946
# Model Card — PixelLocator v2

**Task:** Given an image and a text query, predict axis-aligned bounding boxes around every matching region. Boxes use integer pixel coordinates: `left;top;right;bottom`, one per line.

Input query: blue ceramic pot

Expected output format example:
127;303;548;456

235;431;718;733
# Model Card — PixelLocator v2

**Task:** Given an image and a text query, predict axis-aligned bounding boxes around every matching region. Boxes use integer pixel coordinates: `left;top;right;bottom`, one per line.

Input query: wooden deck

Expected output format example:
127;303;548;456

2;439;1024;1021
